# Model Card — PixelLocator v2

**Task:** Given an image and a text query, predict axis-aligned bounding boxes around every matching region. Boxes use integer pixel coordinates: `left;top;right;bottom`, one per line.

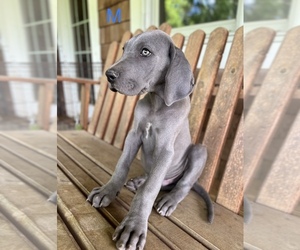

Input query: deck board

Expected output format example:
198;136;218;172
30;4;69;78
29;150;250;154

57;214;81;250
244;201;300;249
0;131;56;249
0;211;38;250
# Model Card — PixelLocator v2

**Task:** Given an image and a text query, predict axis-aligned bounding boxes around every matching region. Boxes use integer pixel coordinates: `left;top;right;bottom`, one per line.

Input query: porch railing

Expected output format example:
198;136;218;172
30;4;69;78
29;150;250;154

57;75;100;130
0;75;56;130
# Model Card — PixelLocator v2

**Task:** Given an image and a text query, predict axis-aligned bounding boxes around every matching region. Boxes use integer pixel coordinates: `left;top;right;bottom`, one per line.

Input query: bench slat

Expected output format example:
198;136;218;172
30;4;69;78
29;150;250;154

95;31;132;139
244;28;275;97
199;26;244;192
184;30;205;72
88;41;119;134
256;110;300;213
112;30;151;149
113;96;139;149
133;28;143;35
216;117;243;212
244;26;300;188
57;133;209;249
58;131;243;250
172;33;185;49
216;28;275;213
159;23;172;34
104;31;145;145
104;30;132;144
146;25;157;31
189;27;228;144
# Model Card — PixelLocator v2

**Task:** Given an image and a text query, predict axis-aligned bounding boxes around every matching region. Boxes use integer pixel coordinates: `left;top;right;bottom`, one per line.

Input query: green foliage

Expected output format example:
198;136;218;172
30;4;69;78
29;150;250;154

29;124;40;130
244;0;291;22
164;0;238;28
75;123;83;130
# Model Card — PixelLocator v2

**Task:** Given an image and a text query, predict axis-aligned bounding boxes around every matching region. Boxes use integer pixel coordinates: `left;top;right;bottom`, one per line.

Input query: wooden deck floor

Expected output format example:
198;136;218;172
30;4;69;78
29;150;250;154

0;131;57;249
57;130;243;250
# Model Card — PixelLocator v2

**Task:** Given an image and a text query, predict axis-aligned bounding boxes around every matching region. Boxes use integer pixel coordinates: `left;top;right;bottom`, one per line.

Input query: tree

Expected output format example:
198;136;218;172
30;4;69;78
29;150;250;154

163;0;238;28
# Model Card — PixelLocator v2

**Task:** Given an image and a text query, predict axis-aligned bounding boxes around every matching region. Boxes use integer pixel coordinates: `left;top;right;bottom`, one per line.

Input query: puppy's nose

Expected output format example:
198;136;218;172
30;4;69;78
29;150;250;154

105;69;119;83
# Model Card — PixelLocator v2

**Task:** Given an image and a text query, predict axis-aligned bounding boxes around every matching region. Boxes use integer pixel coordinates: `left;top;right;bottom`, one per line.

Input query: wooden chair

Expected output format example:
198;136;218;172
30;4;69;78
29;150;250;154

244;26;300;249
57;23;245;249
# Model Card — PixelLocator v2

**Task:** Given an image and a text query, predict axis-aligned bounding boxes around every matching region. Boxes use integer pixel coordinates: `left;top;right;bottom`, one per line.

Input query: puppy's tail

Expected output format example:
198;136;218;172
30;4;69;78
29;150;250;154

192;183;214;224
47;191;57;204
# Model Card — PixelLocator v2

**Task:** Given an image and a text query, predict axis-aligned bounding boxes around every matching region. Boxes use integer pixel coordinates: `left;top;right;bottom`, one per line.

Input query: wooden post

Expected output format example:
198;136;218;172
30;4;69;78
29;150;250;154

38;83;54;130
80;83;91;130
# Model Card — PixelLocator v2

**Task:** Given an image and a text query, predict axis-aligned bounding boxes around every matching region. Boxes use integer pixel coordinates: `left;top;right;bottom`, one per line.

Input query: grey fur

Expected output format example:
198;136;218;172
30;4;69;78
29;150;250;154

87;30;213;250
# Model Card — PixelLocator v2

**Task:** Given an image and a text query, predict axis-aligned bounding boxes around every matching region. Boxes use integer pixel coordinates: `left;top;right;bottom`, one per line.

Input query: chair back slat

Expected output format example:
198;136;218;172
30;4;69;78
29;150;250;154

159;23;172;34
172;33;185;49
216;117;244;212
87;41;119;134
216;27;276;212
184;30;205;72
189;28;228;144
256;110;300;213
113;95;140;149
146;25;157;31
244;28;275;97
199;27;244;192
95;31;132;139
244;26;300;188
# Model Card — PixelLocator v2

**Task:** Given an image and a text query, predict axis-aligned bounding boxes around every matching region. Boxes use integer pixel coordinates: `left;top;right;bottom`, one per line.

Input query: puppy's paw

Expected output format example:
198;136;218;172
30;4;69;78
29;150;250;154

112;214;147;250
125;175;147;192
155;193;180;217
87;184;119;208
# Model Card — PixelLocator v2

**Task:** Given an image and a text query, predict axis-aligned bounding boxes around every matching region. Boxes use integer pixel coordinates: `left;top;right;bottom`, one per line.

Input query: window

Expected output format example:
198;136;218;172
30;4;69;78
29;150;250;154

70;0;95;104
21;0;55;79
20;0;56;103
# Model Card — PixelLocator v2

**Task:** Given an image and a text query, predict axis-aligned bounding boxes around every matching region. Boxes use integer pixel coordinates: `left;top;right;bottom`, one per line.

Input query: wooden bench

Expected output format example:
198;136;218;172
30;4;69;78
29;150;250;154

57;22;300;249
244;26;300;249
58;23;244;249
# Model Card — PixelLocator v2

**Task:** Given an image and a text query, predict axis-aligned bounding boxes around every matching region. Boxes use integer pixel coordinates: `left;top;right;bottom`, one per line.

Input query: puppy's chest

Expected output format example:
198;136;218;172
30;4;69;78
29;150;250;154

139;115;159;143
142;122;153;140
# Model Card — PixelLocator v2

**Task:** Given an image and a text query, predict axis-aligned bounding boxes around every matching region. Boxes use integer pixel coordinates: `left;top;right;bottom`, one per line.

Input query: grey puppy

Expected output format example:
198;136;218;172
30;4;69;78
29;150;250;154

87;30;213;250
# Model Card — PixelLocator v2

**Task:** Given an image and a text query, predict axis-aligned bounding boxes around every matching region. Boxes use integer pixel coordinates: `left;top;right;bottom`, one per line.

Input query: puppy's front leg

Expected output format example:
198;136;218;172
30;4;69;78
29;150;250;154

87;130;141;207
113;146;174;250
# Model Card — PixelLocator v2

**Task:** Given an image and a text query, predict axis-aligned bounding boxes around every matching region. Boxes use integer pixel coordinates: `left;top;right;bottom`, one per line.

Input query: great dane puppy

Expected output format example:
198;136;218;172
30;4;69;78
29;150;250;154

87;30;213;249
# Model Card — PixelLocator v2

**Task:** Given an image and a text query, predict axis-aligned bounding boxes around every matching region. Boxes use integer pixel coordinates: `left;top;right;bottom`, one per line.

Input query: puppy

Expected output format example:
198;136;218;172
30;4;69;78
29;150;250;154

88;30;213;249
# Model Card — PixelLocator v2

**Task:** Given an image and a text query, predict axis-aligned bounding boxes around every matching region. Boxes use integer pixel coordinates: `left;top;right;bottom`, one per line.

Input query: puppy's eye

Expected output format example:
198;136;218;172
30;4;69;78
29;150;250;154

140;48;151;57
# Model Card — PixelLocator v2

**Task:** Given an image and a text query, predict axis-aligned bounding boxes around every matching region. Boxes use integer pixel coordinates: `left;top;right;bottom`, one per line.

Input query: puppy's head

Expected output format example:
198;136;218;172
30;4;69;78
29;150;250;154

106;30;194;106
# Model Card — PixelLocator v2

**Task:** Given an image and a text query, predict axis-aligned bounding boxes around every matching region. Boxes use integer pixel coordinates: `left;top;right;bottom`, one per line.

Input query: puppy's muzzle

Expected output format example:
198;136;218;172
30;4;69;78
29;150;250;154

105;69;119;92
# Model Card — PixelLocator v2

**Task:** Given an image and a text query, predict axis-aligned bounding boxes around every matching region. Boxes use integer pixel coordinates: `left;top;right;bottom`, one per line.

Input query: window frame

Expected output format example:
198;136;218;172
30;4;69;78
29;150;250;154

130;0;300;35
130;0;243;36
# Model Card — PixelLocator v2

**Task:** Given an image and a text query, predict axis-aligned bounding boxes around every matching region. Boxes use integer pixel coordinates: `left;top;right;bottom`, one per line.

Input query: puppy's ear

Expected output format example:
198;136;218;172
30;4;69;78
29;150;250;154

164;44;194;106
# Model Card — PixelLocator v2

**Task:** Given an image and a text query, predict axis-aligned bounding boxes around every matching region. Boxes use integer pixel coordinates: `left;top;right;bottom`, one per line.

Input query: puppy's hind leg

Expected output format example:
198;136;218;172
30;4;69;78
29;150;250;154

125;174;148;192
155;144;213;222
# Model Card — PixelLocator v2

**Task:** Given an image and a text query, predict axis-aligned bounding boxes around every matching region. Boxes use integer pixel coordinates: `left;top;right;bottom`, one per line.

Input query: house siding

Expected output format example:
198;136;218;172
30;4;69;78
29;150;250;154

98;0;130;62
